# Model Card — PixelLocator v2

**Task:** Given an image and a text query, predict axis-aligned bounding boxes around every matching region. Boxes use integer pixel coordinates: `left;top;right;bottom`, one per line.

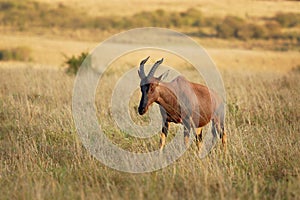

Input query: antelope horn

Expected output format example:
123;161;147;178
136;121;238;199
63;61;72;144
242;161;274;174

138;56;149;79
147;58;164;78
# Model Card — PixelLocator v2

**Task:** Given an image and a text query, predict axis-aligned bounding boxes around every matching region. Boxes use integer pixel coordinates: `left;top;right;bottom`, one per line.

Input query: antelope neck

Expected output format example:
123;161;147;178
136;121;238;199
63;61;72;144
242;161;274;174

156;83;178;113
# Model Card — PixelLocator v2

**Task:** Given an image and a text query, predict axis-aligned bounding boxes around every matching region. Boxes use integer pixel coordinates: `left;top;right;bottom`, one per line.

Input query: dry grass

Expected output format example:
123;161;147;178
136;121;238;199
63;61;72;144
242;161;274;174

36;0;300;18
0;63;299;199
1;32;299;73
1;0;300;199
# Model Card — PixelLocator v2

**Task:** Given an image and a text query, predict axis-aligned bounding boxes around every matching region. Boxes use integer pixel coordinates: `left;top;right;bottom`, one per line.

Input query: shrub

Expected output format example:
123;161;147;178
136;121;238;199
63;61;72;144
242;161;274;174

64;52;88;75
91;16;116;30
170;12;183;27
216;16;245;38
203;16;221;27
0;1;15;10
129;9;174;28
0;0;91;29
123;8;204;29
237;23;267;40
279;31;300;41
0;46;31;61
216;23;235;38
180;8;204;27
127;12;156;28
216;16;269;40
265;21;282;38
275;12;300;28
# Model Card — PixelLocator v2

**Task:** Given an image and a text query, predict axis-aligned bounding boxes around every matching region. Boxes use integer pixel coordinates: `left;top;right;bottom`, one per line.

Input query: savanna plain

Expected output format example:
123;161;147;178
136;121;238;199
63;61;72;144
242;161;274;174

0;0;300;199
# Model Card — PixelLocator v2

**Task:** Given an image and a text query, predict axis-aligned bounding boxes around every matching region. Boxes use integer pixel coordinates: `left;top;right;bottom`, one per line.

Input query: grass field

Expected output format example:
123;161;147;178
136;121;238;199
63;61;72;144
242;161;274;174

0;65;299;199
1;0;300;199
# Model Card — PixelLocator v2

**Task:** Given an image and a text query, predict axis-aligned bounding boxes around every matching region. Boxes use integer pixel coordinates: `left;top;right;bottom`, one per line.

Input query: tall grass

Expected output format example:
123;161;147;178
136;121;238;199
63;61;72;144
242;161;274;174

0;65;299;199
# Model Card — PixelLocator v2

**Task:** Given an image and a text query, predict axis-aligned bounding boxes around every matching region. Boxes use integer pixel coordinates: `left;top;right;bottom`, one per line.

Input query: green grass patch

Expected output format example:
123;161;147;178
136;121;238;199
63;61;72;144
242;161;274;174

274;12;300;28
63;52;89;75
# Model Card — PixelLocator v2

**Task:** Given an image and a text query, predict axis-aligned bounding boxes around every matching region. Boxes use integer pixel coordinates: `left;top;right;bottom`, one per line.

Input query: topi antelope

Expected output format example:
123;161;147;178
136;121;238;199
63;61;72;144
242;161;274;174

137;56;227;151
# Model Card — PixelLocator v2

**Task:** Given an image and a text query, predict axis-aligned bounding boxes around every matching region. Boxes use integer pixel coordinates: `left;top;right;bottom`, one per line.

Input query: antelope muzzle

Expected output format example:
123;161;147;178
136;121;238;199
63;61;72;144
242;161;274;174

138;93;148;115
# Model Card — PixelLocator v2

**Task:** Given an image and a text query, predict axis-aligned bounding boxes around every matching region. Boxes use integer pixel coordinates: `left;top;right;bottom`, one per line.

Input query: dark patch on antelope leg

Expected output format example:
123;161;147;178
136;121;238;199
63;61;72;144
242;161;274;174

220;114;227;151
211;120;218;138
183;119;191;148
160;121;169;151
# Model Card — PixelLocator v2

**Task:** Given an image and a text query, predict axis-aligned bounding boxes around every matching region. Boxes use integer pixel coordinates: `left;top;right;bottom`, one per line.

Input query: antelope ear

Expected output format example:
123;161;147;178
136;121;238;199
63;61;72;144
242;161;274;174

158;70;169;81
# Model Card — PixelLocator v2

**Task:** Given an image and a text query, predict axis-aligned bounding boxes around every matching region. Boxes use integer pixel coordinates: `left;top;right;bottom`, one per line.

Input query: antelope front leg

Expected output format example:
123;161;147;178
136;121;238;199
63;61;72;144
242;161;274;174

160;122;169;151
183;122;191;148
214;118;227;151
220;120;227;151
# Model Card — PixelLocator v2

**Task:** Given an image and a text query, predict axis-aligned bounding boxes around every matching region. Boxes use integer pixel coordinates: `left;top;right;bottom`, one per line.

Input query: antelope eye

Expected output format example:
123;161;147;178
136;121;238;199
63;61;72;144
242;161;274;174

149;85;155;93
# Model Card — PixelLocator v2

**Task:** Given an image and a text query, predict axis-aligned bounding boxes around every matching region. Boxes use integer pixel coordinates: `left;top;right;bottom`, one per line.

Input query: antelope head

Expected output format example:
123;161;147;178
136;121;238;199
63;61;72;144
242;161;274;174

138;56;168;115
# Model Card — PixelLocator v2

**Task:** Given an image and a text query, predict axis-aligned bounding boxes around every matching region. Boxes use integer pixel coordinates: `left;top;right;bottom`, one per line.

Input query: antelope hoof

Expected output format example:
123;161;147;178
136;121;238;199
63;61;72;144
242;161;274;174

197;141;202;152
222;132;227;151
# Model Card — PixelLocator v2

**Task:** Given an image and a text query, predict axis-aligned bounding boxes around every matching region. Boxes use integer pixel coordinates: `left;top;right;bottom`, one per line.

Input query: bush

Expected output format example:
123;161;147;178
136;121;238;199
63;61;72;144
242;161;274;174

64;52;88;75
0;46;31;61
279;31;300;41
237;23;267;40
129;11;161;27
275;12;300;28
216;16;245;38
180;8;204;27
203;16;221;27
129;9;175;28
216;16;268;40
0;0;90;29
265;21;282;38
0;1;15;10
123;8;204;29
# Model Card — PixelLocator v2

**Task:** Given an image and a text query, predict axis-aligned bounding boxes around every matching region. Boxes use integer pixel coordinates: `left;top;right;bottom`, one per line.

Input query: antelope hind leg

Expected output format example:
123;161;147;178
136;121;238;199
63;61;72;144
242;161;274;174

184;135;189;148
184;128;190;148
159;133;166;151
195;127;203;151
222;132;227;151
